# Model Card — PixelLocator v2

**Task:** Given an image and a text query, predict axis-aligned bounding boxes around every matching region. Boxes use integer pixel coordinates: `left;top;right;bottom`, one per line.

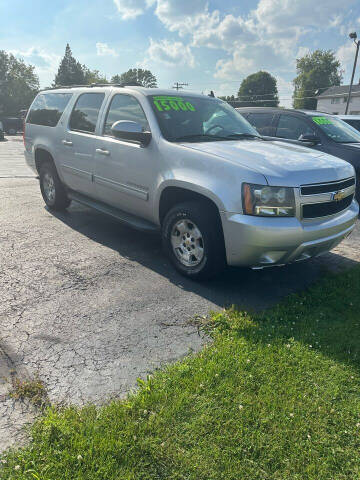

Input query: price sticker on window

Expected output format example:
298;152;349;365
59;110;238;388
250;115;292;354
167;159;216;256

153;96;196;112
312;116;333;125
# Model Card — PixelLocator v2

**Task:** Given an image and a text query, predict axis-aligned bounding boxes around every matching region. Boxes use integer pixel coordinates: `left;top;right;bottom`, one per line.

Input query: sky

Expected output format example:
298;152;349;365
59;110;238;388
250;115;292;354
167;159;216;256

1;0;360;107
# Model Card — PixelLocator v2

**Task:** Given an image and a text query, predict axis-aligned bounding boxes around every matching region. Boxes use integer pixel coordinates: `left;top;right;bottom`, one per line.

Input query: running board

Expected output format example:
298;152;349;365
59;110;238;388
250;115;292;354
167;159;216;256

68;191;159;233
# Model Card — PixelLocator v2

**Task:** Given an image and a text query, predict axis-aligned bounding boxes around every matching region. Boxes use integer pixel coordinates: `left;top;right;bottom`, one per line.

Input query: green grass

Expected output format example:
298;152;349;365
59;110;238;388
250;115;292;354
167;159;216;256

9;376;48;407
2;267;360;479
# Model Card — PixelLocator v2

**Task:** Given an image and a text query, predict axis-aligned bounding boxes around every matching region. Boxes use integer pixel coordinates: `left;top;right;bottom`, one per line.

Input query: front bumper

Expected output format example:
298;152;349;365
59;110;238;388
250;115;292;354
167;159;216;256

221;200;359;267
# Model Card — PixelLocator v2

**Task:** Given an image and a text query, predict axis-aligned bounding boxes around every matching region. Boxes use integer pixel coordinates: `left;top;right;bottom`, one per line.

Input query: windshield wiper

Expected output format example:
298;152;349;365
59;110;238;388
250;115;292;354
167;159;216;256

173;133;262;142
173;134;230;142
224;133;262;140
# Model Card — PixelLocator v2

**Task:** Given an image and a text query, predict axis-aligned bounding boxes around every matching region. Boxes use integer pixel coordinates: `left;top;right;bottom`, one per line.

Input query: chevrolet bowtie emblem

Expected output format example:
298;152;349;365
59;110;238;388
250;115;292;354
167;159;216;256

333;190;345;201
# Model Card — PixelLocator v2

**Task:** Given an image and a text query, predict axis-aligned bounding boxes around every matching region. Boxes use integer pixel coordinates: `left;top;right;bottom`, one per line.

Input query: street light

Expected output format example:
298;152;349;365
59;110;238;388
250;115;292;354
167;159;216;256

345;32;360;115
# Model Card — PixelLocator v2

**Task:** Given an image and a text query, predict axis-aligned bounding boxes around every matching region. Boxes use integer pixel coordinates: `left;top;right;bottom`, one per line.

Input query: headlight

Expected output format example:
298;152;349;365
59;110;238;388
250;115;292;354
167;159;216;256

242;183;295;217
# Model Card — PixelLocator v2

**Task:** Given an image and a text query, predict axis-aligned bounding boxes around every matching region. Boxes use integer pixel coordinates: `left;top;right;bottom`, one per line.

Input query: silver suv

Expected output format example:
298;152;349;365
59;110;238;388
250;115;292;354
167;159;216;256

24;85;358;280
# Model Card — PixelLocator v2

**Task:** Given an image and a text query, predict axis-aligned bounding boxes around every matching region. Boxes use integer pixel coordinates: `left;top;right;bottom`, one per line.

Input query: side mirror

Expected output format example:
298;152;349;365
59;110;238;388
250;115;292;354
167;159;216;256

298;133;321;145
111;120;152;146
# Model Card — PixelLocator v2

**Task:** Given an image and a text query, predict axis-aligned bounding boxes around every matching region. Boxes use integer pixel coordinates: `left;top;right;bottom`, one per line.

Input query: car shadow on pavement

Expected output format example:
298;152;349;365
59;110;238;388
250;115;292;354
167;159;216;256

50;202;359;312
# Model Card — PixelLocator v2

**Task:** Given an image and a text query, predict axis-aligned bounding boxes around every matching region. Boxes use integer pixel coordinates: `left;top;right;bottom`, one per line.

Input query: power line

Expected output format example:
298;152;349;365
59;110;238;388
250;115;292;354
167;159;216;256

173;82;189;91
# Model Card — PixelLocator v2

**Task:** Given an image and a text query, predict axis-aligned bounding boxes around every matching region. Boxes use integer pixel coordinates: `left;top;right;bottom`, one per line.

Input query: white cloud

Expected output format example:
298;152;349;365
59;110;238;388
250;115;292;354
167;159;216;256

11;47;60;70
192;14;256;51
96;42;118;57
11;47;60;86
146;38;195;67
154;0;218;35
336;41;358;79
251;0;355;39
113;0;154;20
214;41;295;81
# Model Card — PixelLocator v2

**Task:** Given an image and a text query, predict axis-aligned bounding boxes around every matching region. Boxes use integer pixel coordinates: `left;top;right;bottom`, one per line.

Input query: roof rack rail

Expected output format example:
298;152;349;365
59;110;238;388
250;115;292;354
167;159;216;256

40;83;126;92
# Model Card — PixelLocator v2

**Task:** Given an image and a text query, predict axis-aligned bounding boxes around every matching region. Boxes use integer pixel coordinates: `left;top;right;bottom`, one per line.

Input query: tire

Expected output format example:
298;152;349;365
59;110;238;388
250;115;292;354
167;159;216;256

162;201;226;280
39;161;71;211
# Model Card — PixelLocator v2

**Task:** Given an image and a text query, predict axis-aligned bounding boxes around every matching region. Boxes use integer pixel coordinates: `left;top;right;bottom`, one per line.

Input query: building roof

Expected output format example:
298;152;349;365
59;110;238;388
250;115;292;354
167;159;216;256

318;84;360;97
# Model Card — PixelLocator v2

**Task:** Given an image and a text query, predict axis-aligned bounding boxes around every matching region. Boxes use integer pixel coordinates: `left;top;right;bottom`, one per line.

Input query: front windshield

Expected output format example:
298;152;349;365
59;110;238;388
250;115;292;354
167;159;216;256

312;116;360;143
344;119;360;132
149;95;259;142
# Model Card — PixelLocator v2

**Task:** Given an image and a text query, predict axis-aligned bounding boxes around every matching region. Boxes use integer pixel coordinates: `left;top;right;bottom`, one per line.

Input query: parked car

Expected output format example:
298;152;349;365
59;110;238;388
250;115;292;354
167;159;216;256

24;87;358;280
338;115;360;132
237;107;360;199
2;117;23;135
0;121;4;141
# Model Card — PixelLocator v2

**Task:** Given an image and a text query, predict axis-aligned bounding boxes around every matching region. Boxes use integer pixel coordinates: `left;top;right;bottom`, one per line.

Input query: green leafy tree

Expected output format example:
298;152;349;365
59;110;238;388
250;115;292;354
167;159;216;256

0;50;39;116
111;68;157;87
83;68;108;84
293;50;342;109
54;44;107;86
237;71;279;107
219;95;235;101
53;44;87;86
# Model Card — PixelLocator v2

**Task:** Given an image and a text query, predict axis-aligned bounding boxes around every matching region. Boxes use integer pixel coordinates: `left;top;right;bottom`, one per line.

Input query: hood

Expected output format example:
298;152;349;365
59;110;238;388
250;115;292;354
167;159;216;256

182;139;354;186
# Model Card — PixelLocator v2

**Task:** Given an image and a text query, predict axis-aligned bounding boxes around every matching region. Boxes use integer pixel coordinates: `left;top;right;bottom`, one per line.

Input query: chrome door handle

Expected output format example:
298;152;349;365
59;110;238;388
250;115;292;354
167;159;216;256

62;140;73;146
96;148;110;156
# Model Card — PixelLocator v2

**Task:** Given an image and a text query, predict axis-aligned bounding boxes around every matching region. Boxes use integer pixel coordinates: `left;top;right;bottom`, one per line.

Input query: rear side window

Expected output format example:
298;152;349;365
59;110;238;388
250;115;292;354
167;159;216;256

27;93;72;127
69;93;105;134
247;113;274;136
103;94;149;136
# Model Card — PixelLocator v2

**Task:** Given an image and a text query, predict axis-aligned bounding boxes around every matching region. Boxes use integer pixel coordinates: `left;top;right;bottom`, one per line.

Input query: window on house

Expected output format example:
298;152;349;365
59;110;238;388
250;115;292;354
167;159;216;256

331;97;340;104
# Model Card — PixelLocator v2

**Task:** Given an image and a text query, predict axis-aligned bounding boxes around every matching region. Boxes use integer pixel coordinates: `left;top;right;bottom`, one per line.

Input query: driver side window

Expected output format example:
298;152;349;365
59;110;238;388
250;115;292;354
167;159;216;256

276;114;314;140
103;94;150;137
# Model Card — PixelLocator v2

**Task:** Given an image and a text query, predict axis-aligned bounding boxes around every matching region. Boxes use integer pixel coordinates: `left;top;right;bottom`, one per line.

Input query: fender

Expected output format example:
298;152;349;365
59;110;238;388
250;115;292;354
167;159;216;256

154;178;226;225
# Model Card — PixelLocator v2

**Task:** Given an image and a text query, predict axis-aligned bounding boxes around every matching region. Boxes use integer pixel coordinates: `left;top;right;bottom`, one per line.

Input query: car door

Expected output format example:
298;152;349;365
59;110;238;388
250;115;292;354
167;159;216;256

93;93;156;220
59;92;106;197
275;113;317;142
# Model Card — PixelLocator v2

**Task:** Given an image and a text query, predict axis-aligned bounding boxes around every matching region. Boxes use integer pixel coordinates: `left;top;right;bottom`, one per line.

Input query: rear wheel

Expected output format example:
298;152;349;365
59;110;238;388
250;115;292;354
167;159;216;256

39;162;71;211
162;201;226;280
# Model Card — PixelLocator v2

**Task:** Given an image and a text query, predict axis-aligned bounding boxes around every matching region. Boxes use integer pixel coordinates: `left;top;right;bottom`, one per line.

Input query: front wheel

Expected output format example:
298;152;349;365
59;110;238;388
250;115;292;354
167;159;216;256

162;201;226;280
39;162;71;211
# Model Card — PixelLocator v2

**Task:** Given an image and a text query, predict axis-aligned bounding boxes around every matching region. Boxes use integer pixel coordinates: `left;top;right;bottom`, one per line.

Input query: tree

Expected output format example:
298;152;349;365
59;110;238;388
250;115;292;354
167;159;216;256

219;95;235;101
0;51;39;116
53;44;87;86
83;68;108;84
54;44;108;86
111;68;157;87
237;71;279;107
293;50;342;109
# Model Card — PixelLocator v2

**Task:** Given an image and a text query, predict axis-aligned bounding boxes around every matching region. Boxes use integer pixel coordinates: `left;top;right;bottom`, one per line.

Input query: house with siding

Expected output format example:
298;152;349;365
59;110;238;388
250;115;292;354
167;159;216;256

316;84;360;115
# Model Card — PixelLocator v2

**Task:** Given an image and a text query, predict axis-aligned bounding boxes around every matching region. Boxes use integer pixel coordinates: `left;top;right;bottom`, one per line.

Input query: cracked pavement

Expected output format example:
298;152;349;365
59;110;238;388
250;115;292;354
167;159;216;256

0;136;359;452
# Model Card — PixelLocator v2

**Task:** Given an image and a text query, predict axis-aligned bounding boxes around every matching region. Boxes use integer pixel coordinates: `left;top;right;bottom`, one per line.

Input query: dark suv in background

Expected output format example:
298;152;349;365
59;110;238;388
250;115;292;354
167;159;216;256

237;107;360;197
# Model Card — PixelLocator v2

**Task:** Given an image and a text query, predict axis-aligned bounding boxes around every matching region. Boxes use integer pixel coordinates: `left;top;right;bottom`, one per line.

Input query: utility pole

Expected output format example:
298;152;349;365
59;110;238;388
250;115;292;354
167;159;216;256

345;32;360;115
173;82;188;91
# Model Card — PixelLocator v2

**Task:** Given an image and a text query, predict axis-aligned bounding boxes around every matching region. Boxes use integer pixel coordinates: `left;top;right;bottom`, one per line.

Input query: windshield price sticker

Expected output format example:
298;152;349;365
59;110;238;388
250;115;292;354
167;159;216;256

153;96;196;112
312;116;333;125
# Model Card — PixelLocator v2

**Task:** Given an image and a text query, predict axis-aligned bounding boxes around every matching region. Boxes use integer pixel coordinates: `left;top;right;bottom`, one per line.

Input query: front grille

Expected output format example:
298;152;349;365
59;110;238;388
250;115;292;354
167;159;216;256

301;177;355;195
302;194;353;219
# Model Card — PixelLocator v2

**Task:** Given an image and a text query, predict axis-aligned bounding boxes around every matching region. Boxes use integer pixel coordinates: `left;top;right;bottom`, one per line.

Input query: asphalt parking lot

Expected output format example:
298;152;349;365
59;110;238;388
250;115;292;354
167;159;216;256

1;136;359;451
